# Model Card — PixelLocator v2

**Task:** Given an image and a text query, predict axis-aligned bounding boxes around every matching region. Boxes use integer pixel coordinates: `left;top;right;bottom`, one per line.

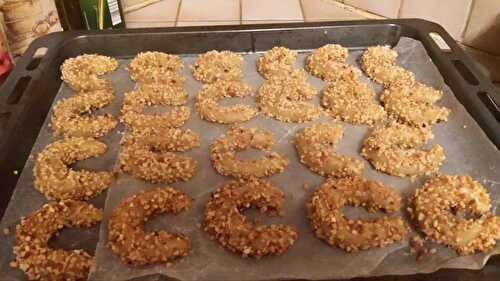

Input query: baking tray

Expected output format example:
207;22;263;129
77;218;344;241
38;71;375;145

0;19;499;281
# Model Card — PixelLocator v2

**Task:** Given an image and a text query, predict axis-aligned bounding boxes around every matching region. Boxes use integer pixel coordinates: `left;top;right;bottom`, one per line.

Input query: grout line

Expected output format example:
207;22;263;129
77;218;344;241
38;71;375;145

239;0;243;24
397;0;405;18
174;0;183;27
298;0;306;22
461;0;475;40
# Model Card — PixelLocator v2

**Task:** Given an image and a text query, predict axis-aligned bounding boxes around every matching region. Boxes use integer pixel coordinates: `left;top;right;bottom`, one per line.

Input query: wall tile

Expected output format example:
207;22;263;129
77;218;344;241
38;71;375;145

124;0;179;22
344;0;401;18
301;0;365;22
178;0;240;21
177;21;240;26
399;0;472;39
242;0;303;21
463;0;500;56
242;20;303;25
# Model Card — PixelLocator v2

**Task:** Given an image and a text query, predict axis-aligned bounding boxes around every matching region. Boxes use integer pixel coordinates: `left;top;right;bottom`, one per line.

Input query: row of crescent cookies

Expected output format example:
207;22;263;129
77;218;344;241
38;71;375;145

301;44;500;258
11;54;120;281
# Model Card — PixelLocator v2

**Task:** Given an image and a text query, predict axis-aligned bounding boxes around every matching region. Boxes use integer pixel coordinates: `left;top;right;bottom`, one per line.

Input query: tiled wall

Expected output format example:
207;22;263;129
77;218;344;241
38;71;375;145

339;0;499;55
121;0;499;82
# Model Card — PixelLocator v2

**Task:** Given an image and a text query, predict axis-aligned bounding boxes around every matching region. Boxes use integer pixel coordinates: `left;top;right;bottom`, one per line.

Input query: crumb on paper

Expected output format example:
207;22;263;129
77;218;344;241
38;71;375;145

463;125;467;129
409;235;430;261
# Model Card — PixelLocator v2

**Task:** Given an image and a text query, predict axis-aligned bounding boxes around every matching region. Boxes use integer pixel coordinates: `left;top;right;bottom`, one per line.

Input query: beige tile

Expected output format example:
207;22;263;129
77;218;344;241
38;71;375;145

344;0;401;18
126;21;176;28
124;0;179;22
463;0;500;56
242;20;303;25
177;21;240;26
301;0;366;21
122;0;153;10
399;0;472;40
242;0;303;21
178;0;240;21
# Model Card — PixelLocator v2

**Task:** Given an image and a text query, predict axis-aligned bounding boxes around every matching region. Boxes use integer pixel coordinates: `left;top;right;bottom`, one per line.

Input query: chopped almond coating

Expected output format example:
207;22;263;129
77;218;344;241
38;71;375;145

258;70;321;123
322;78;386;125
295;123;364;177
51;88;117;138
381;83;450;127
257;46;297;79
306;44;360;82
210;127;289;178
120;86;190;130
33;137;113;200
204;178;298;257
192;50;243;83
108;187;192;265
360;46;415;88
196;80;257;124
119;128;200;183
129;51;183;84
13;200;102;281
307;177;408;252
61;54;118;92
361;122;445;177
410;175;500;255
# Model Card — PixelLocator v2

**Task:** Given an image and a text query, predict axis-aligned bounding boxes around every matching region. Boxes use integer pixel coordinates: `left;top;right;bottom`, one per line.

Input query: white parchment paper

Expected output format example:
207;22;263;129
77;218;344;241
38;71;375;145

1;37;499;281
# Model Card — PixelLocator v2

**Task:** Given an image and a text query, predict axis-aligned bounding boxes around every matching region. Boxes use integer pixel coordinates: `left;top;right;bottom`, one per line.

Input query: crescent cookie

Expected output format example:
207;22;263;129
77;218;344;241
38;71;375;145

410;175;500;255
307;177;408;252
196;80;257;124
204;178;298;257
61;54;118;92
361;122;445;177
119;128;200;183
33;137;113;200
295;123;364;177
13;200;102;281
108;187;192;265
210;127;289;178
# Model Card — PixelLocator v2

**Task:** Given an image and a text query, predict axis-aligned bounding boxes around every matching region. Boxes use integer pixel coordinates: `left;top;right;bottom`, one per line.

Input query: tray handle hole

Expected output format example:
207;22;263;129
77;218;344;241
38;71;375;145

7;76;31;104
26;47;48;71
478;91;500;122
453;60;479;86
429;32;451;52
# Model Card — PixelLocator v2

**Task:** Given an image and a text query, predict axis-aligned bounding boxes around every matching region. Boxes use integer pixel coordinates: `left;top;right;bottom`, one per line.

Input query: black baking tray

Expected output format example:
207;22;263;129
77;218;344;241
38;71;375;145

0;19;499;281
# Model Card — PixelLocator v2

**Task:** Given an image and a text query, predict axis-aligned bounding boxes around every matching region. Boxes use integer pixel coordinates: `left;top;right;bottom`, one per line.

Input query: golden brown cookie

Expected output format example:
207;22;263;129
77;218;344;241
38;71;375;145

33;137;113;200
196;80;257;124
295;123;364;177
410;175;500;255
210;127;289;178
51;89;117;138
307;177;408;252
108;187;192;265
119;128;200;183
13;200;102;281
204;178;298;257
361;122;445;177
192;50;243;83
61;54;118;92
258;70;321;123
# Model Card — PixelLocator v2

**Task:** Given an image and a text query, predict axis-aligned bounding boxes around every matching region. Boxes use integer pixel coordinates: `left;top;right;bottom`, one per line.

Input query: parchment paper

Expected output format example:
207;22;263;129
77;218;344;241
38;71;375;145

1;37;499;281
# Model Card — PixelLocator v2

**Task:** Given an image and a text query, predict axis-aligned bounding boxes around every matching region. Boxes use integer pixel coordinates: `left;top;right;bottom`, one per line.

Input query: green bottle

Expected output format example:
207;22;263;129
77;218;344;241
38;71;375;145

55;0;125;30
